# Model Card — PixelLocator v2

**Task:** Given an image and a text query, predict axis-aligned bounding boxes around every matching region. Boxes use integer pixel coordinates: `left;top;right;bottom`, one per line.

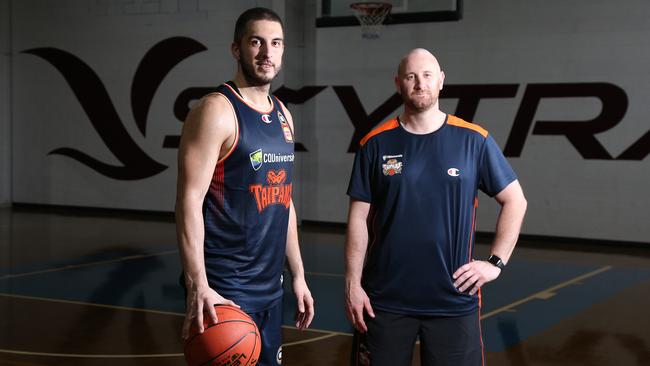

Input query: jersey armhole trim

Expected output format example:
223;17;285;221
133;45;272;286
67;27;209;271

214;92;239;165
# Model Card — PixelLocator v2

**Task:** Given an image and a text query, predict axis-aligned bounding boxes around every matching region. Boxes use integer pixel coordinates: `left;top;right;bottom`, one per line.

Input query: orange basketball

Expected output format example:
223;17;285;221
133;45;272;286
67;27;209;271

184;305;261;366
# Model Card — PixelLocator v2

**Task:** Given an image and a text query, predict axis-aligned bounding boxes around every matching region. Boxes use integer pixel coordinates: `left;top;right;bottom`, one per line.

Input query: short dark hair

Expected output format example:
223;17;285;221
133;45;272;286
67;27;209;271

233;7;284;44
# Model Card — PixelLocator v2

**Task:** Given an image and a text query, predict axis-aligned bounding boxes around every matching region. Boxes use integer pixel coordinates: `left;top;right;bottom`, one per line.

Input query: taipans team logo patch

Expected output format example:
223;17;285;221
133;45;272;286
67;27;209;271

382;154;403;176
447;168;460;177
278;111;293;143
249;169;292;213
261;114;272;124
249;149;263;171
267;169;287;185
276;346;282;364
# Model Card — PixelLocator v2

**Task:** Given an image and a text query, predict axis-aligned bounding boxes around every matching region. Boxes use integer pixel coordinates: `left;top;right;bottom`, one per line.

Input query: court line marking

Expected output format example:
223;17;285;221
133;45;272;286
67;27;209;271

0;250;179;280
0;265;615;356
0;349;184;358
283;333;340;347
281;325;351;337
0;293;185;317
481;265;613;319
288;265;616;341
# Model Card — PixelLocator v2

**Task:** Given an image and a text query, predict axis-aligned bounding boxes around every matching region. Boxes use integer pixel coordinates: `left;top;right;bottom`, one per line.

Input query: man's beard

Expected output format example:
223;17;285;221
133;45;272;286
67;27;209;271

403;91;435;112
239;54;279;87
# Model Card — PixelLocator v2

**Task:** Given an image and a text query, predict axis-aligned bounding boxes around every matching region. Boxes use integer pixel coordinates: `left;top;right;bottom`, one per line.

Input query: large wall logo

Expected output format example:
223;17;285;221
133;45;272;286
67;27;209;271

24;37;648;184
22;37;207;180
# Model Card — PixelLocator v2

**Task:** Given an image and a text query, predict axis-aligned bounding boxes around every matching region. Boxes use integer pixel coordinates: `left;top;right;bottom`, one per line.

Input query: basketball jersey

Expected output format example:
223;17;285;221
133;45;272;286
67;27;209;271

347;115;517;316
202;82;295;312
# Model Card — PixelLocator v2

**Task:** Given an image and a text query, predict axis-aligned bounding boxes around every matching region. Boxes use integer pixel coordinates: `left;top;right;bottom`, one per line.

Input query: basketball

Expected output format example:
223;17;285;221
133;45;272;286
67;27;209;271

184;305;261;366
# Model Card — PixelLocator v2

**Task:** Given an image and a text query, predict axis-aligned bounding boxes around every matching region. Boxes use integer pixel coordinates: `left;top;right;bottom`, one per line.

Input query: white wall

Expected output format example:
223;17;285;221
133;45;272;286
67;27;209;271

0;0;10;207
9;0;650;243
11;0;275;211
302;0;650;242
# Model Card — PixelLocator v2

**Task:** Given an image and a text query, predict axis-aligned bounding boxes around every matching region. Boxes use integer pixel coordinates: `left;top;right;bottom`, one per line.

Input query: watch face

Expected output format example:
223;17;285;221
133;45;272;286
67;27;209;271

488;255;504;269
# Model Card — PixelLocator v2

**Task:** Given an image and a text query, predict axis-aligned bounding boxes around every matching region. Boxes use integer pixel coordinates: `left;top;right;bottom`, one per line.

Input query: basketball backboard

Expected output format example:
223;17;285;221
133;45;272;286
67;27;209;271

316;0;462;27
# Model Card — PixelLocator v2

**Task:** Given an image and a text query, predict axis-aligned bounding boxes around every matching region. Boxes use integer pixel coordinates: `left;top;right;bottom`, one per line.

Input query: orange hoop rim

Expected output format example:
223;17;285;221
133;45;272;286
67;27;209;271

350;2;393;12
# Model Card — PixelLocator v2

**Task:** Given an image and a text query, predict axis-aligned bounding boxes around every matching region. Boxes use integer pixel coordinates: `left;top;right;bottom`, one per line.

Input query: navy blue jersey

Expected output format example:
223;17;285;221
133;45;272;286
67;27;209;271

347;115;517;316
202;82;294;312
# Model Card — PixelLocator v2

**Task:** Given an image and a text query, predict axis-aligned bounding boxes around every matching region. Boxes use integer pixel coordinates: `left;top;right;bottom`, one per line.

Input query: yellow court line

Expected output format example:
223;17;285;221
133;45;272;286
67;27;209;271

0;293;184;317
283;333;340;347
481;265;613;319
0;250;179;280
281;325;351;337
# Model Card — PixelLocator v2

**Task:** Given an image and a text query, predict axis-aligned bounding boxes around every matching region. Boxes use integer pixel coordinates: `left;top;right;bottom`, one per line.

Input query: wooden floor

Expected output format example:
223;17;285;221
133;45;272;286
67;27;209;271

0;207;649;365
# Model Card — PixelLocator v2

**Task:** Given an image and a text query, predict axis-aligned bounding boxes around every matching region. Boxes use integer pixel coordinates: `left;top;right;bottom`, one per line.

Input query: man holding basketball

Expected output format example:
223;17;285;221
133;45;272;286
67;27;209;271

345;48;527;365
176;7;314;365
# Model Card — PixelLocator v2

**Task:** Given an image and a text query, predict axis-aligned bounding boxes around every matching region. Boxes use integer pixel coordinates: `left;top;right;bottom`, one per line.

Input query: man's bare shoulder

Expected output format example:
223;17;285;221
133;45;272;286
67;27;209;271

191;93;233;118
185;93;235;130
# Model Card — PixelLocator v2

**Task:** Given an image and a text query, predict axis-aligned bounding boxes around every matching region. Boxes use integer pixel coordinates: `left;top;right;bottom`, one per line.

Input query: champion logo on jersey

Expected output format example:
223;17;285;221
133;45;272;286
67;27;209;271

261;114;272;124
276;346;282;364
447;168;460;177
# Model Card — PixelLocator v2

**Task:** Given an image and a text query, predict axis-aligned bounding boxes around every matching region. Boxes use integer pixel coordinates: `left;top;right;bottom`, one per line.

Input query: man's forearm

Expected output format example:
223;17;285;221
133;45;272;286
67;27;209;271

490;195;527;264
285;200;305;279
345;216;369;286
176;199;209;288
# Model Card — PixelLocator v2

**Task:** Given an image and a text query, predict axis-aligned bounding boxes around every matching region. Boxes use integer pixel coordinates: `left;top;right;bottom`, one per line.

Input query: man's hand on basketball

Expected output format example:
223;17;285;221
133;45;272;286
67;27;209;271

452;260;501;296
182;285;239;339
293;276;315;330
345;283;375;333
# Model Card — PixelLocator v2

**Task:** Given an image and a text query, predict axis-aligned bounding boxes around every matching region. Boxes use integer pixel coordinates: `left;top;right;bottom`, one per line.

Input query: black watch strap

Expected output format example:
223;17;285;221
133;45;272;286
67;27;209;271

487;255;505;271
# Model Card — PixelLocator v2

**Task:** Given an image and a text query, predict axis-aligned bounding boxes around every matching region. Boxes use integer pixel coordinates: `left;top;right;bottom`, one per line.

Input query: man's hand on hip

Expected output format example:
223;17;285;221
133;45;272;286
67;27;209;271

452;260;501;296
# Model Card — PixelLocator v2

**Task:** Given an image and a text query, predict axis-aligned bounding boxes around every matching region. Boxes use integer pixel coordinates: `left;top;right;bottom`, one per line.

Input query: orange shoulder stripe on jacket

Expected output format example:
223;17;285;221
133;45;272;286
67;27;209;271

447;115;488;138
360;118;400;146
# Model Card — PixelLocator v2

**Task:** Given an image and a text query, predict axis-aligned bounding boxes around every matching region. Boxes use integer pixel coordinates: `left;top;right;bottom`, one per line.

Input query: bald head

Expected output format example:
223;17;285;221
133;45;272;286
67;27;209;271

397;48;441;77
394;48;445;113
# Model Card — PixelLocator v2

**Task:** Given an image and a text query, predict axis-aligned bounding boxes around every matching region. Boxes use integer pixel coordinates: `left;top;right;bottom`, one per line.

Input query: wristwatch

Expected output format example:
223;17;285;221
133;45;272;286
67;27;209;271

487;255;505;271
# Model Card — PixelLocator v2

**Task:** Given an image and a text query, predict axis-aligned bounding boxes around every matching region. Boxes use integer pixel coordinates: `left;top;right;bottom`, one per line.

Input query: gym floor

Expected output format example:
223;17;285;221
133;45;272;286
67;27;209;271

1;207;649;365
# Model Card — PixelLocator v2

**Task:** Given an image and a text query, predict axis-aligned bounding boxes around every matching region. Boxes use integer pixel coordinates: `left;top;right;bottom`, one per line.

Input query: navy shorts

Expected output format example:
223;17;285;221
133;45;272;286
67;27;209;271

248;299;283;366
351;310;484;366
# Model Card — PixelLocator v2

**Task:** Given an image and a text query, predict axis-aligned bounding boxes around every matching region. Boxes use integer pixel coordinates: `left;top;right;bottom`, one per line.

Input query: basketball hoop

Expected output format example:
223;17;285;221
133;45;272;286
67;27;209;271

350;2;392;40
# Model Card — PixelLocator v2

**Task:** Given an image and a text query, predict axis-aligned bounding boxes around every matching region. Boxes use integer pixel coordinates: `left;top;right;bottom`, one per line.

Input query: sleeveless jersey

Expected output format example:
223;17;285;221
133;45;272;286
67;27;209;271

347;115;517;316
202;82;295;312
